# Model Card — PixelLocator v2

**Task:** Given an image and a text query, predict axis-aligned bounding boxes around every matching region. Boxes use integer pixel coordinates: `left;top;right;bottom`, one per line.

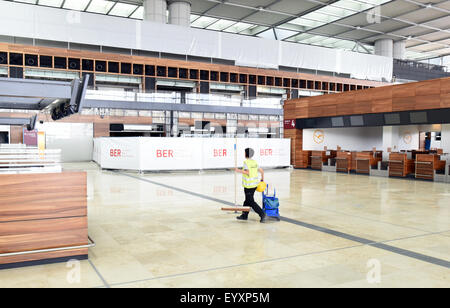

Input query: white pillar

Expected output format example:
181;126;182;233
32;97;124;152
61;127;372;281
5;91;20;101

144;0;167;23
167;0;192;27
382;126;399;161
393;40;406;60
374;39;393;57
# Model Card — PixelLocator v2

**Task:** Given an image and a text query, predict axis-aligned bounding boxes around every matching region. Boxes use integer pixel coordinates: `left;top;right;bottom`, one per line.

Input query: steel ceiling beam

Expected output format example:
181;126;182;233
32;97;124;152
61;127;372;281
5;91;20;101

0;117;30;126
0;78;72;100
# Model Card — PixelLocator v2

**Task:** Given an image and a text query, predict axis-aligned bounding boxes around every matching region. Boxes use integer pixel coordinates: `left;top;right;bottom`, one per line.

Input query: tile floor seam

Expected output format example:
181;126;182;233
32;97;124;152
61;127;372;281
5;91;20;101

107;243;366;288
114;172;450;270
88;259;110;289
282;199;434;234
107;229;449;288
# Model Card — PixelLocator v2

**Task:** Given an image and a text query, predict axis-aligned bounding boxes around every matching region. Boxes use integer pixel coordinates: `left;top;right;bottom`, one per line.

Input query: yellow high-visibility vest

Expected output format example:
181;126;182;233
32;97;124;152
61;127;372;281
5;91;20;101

242;159;259;188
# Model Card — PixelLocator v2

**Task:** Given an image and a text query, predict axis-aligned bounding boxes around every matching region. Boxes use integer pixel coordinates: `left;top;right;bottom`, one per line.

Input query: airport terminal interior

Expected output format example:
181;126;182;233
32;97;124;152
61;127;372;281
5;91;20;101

0;0;449;288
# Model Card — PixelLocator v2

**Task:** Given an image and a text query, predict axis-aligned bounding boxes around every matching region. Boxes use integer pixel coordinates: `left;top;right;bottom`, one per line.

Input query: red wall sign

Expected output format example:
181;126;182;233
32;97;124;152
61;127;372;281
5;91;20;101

23;129;38;146
284;119;296;129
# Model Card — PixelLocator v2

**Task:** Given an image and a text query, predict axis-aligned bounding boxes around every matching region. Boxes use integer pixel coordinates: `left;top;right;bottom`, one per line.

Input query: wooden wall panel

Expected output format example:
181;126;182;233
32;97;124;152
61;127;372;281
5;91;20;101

415;95;440;110
392;96;416;112
9;126;23;144
0;217;87;253
392;83;416;98
441;93;450;108
94;123;110;138
0;172;88;267
0;172;87;222
284;77;450;120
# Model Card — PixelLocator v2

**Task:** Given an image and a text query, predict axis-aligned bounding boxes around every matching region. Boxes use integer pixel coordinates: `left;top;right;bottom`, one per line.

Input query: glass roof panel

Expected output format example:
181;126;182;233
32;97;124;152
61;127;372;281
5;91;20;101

13;0;37;4
130;6;144;19
191;16;218;28
223;22;255;34
109;3;138;17
207;19;236;31
63;0;90;11
38;0;64;7
86;0;115;14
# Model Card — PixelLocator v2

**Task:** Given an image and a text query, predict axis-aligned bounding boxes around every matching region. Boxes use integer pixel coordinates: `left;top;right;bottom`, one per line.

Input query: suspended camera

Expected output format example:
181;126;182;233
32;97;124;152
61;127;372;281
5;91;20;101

49;74;90;121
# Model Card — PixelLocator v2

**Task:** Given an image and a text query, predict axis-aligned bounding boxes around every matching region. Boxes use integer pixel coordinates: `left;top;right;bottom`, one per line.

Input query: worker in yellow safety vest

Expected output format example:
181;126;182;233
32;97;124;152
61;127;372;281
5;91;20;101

235;148;266;223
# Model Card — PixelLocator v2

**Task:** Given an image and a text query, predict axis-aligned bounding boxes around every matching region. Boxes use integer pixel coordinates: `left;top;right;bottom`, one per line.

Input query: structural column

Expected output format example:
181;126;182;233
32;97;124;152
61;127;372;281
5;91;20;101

167;0;192;27
393;40;406;60
374;39;393;57
143;0;167;23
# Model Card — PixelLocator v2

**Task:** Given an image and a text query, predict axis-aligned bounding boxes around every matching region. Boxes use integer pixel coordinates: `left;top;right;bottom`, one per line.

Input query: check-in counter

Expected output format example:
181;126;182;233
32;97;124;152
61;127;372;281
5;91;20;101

355;151;382;174
311;150;336;170
0;172;90;269
415;154;446;180
335;151;353;173
389;153;415;177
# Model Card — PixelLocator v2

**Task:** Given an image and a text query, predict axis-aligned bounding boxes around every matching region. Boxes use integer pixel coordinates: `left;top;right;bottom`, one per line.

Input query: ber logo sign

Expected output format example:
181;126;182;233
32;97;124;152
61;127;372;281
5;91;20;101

213;149;228;157
110;149;122;157
157;150;174;158
260;149;273;156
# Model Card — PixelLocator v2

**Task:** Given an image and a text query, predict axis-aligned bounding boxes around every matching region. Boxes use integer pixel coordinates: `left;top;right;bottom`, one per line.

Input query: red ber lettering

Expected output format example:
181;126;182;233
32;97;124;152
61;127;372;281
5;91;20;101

110;149;121;157
260;149;273;156
214;149;227;157
157;150;174;158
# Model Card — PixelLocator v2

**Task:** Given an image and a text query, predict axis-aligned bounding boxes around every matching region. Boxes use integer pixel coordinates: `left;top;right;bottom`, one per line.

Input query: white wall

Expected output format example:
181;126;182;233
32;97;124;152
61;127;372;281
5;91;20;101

36;122;93;162
0;1;392;81
303;127;384;151
441;124;450;154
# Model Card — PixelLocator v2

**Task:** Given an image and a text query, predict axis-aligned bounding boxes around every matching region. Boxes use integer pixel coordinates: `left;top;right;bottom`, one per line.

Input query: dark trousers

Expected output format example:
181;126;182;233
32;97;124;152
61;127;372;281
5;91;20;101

242;187;265;218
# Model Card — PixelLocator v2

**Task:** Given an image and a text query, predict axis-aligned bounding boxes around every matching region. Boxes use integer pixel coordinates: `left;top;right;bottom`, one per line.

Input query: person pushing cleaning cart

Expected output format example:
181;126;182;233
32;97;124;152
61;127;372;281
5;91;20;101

234;148;266;223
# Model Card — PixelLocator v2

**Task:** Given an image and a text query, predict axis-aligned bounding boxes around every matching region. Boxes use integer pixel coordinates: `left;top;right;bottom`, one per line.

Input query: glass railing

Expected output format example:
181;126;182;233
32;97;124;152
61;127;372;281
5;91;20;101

85;90;283;109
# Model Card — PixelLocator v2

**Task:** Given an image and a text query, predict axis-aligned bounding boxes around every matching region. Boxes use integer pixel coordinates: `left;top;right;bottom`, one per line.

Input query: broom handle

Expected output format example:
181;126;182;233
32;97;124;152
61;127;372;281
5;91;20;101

234;138;237;206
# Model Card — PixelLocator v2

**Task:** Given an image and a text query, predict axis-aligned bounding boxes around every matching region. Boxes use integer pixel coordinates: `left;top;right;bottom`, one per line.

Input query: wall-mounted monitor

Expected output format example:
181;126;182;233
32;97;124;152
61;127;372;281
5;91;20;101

331;117;344;127
350;115;364;126
410;111;427;124
384;113;401;125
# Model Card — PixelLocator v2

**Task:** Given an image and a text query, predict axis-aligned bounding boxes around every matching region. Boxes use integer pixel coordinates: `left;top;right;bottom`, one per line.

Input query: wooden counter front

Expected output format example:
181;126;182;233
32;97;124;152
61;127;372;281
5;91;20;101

335;151;352;173
355;152;382;174
0;172;88;269
415;154;446;180
311;150;336;170
389;153;415;177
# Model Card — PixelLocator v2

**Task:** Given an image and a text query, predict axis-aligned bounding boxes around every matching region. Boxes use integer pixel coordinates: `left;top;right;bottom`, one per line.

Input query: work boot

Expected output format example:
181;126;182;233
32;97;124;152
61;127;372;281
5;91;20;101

260;213;267;223
236;214;248;221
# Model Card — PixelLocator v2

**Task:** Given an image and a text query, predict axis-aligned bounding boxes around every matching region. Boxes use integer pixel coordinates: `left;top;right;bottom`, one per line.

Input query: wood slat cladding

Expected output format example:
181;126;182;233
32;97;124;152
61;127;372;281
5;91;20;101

0;172;88;267
9;126;23;144
0;42;384;91
284;129;303;167
0;172;86;222
355;152;382;174
415;154;445;180
389;153;415;177
285;77;450;119
336;151;352;173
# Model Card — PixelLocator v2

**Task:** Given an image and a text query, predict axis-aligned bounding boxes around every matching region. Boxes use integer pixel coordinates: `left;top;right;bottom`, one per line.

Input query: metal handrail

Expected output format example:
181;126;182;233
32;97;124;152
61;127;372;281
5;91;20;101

0;236;95;258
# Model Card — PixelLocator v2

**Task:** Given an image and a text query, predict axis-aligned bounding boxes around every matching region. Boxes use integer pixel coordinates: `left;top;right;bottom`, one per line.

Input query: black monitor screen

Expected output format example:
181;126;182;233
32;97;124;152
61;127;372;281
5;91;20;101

384;113;401;125
331;117;344;127
410;111;427;124
350;115;364;126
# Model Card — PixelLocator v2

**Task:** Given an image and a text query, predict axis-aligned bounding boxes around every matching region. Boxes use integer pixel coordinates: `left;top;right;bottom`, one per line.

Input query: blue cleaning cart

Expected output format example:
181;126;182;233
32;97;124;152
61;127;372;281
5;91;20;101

262;185;280;221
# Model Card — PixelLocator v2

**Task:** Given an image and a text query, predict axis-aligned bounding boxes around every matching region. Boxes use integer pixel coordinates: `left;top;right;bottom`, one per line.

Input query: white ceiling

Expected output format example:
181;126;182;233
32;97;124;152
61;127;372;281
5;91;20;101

6;0;450;61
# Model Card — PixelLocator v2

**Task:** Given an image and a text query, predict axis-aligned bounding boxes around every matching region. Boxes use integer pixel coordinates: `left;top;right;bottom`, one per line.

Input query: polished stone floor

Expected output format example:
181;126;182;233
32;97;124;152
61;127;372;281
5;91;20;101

0;162;449;288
